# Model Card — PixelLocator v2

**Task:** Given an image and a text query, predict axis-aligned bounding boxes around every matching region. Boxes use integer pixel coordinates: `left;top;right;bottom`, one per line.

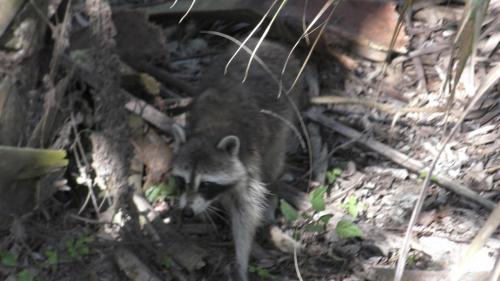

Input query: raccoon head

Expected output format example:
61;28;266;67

171;135;246;218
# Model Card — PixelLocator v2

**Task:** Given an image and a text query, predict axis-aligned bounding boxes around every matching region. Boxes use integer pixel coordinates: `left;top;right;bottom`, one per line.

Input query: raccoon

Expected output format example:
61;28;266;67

171;38;305;281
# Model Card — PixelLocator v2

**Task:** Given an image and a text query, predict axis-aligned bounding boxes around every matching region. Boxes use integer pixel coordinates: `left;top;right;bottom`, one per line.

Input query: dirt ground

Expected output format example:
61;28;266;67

0;1;499;281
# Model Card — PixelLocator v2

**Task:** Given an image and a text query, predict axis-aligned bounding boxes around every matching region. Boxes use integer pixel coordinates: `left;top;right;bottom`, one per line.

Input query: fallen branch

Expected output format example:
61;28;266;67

125;97;177;134
132;194;207;272
311;96;447;114
306;110;496;210
115;247;163;281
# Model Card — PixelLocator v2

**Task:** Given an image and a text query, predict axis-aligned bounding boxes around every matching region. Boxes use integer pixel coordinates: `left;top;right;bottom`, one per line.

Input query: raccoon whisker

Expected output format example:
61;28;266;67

202;212;218;231
207;205;229;224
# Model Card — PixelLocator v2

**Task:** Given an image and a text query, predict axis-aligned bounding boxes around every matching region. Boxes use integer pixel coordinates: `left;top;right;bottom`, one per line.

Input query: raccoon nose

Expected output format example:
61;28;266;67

182;207;195;219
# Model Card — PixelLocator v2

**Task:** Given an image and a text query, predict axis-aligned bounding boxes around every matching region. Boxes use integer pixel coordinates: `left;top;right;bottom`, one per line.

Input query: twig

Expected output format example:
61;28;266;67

311;96;447;113
306;110;496;210
115;247;162;281
125;97;176;134
123;58;198;96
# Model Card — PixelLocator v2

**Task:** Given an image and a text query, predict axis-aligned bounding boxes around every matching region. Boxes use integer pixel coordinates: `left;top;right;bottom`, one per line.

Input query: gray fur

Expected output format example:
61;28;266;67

171;38;304;281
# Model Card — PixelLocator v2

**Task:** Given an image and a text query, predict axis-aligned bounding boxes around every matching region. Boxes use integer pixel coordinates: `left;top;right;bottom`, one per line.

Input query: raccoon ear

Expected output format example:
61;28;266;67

217;135;240;156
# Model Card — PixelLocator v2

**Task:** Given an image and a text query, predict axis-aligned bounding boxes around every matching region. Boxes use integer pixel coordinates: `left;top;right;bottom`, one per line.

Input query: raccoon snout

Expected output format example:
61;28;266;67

182;207;195;219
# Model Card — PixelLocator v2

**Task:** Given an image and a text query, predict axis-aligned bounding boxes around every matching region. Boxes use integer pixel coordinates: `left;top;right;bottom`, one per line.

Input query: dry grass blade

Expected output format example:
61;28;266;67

281;0;335;95
261;109;306;149
178;0;196;23
224;0;279;75
302;0;310;45
201;31;279;84
286;1;338;96
242;0;288;83
170;0;178;8
294;245;304;281
443;0;490;108
393;63;500;281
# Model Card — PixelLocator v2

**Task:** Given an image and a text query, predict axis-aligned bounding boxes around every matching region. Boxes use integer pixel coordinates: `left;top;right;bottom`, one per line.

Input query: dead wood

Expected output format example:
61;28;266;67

115;247;163;281
311;96;448;114
125;97;177;134
123;58;198;96
307;110;496;210
132;194;207;272
0;0;25;38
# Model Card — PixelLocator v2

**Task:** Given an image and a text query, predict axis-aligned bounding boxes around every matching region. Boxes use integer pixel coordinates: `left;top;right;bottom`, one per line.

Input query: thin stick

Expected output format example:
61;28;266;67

261;109;306;149
307;111;496;210
312;96;447;113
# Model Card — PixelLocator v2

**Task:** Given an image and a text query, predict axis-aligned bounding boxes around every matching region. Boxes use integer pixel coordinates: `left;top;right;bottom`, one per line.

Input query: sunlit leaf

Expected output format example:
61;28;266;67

280;199;298;221
336;220;363;239
309;186;327;212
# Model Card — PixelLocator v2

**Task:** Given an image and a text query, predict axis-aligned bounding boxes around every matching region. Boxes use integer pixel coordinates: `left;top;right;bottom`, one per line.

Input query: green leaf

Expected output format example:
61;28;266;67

17;269;34;281
326;168;342;184
318;214;333;225
303;223;324;233
145;182;176;203
280;200;298;221
162;256;173;269
335;220;363;239
309;186;327;212
75;235;93;256
248;265;257;273
66;239;77;258
256;267;271;278
342;195;359;219
45;250;58;266
0;251;18;267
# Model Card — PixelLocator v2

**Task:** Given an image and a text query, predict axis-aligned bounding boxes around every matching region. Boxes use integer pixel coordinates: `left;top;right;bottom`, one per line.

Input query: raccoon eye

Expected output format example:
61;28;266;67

198;181;233;199
172;176;186;192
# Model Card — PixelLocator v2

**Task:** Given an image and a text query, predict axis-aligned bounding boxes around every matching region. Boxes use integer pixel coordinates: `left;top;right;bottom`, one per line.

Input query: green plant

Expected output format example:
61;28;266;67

326;167;342;185
249;265;273;279
162;256;173;269
280;183;363;239
309;185;327;212
0;250;18;267
145;181;176;203
66;235;93;258
45;250;58;267
341;195;364;219
280;199;298;221
17;269;34;281
335;220;363;239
